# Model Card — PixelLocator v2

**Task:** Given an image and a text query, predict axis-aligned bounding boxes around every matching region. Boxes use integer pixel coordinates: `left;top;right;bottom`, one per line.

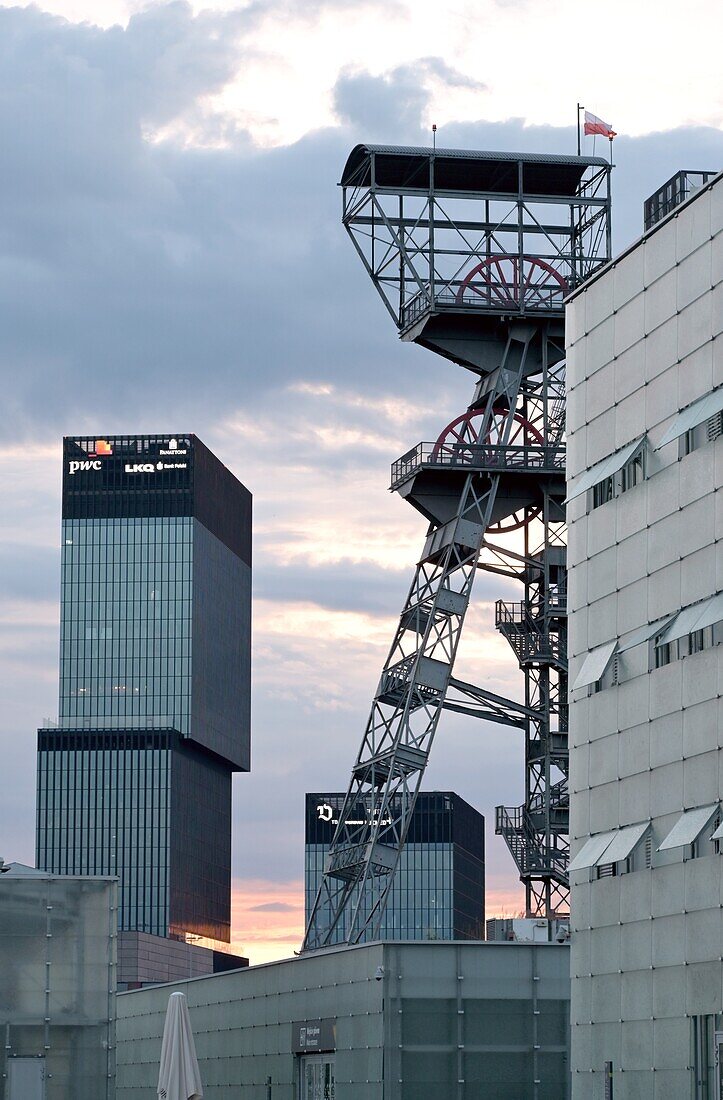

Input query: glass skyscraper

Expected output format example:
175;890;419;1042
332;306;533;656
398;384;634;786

305;792;485;941
36;435;251;946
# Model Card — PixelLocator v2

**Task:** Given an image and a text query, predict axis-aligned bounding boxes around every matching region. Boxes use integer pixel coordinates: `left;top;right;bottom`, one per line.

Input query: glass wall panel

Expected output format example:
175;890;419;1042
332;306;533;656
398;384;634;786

59;517;193;733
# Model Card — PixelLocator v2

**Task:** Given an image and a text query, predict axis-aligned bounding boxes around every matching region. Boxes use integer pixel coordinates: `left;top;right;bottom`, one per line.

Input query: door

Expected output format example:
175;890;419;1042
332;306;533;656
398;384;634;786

715;1032;723;1100
7;1057;45;1100
300;1054;335;1100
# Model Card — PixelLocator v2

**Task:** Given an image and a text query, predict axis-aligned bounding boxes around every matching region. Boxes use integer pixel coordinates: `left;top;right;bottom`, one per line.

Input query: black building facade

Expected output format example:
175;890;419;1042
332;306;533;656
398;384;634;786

37;435;251;945
305;792;485;941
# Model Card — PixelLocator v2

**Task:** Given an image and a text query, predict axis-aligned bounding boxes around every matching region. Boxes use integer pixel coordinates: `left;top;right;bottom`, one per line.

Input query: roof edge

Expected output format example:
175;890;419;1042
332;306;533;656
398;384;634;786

567;168;723;303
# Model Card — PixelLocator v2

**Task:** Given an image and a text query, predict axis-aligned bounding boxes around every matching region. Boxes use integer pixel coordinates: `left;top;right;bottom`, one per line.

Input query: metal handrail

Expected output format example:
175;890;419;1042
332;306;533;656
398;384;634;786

495;805;568;876
390;441;566;489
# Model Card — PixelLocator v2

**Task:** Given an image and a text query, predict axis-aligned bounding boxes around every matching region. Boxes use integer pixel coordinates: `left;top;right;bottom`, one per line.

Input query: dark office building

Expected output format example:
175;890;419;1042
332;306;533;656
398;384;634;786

305;792;485;941
36;435;251;974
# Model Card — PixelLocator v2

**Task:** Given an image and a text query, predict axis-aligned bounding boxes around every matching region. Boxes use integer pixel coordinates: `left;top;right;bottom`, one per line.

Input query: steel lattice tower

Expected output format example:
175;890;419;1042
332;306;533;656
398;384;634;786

303;146;611;951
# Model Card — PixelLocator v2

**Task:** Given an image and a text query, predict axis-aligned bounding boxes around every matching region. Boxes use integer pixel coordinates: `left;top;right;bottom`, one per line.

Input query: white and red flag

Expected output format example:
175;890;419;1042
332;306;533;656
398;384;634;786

584;110;617;139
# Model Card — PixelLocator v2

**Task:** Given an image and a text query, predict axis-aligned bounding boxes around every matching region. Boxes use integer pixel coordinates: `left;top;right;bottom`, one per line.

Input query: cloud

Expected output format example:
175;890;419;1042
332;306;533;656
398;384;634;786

248;900;297;912
0;1;721;960
333;56;486;138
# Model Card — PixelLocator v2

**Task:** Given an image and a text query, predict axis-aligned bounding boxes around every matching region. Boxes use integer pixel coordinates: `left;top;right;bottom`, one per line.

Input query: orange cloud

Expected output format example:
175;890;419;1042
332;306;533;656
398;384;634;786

229;876;528;965
231;879;306;965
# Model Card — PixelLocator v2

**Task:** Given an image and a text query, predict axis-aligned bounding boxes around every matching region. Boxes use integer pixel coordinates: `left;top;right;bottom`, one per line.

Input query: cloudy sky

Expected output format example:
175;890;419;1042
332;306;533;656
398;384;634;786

0;0;721;964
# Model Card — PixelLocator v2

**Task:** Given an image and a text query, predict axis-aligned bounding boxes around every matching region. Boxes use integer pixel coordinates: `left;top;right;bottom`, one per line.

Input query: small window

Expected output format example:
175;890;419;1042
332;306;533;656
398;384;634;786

680;427;698;457
679;414;723;457
654;640;673;669
621;450;644;492
592;476;615;509
590;448;646;510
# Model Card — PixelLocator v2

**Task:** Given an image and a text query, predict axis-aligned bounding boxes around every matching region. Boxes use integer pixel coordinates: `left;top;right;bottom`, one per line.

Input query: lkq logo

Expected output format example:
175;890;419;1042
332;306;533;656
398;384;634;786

68;459;102;475
124;462;157;475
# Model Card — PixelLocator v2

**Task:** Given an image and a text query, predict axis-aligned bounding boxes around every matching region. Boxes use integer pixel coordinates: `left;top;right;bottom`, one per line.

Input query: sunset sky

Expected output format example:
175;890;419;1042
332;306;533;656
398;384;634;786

0;0;722;965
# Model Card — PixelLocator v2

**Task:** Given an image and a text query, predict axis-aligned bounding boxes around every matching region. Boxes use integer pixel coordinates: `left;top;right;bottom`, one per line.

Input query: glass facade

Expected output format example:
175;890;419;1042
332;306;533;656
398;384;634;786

305;792;485;941
37;730;170;937
60;517;193;732
37;434;251;944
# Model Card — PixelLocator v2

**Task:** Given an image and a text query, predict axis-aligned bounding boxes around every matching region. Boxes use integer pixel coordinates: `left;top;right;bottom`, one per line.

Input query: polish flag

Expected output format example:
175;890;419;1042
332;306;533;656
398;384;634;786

584;111;617;139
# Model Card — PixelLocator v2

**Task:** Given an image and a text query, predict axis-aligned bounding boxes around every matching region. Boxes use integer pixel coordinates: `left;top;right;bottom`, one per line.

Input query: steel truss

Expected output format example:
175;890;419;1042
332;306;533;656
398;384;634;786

302;146;611;951
339;148;611;344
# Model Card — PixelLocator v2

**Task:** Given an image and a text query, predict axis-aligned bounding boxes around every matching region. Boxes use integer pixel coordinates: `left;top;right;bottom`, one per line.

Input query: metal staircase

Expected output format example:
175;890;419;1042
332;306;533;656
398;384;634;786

302;144;612;950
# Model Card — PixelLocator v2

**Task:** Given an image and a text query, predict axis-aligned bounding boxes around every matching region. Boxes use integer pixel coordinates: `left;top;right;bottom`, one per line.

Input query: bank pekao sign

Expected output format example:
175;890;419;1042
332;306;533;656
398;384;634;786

124;461;188;473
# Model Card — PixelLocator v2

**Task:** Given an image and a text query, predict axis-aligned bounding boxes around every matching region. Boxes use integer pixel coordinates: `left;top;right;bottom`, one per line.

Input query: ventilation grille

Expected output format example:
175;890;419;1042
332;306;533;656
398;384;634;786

707;412;723;442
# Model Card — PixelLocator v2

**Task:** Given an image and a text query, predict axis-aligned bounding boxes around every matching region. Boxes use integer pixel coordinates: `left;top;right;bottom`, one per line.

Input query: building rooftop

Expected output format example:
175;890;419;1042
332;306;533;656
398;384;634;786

341;143;608;196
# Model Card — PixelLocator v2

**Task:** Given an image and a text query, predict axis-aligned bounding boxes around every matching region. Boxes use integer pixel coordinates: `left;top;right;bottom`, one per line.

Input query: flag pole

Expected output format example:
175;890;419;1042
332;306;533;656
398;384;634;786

576;103;582;156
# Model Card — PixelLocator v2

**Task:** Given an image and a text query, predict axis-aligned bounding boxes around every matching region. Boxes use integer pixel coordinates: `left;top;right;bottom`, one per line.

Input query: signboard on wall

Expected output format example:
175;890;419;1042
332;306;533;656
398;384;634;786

291;1019;336;1054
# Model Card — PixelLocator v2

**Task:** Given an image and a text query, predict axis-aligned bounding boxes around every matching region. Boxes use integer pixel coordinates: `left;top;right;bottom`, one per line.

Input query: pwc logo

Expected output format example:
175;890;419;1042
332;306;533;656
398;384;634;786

68;459;102;475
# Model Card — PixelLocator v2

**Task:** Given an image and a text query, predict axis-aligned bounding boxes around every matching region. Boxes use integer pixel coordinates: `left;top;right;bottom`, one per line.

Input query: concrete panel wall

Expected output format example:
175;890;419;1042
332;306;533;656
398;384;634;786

566;176;723;1099
115;941;570;1100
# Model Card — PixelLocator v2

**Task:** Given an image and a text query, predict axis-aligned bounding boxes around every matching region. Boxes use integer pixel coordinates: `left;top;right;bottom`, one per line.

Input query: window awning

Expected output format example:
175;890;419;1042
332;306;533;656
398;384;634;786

596;822;649;864
568;831;616;872
658;592;723;646
566;436;646;503
657;805;718;850
657;386;723;448
571;640;617;691
617;616;676;653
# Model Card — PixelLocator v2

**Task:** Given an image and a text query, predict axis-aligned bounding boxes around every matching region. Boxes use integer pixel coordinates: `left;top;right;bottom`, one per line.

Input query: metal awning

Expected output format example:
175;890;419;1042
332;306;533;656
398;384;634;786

568;831;616;872
658;592;723;645
617;616;676;653
571;640;617;690
657;386;723;448
596;822;649;864
709;818;723;841
340;145;607;196
657;805;718;850
565;436;646;503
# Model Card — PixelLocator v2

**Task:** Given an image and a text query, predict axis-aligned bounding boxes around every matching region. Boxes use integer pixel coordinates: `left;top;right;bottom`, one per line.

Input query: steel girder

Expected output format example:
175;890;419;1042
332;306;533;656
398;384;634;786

302;147;611;952
302;329;536;951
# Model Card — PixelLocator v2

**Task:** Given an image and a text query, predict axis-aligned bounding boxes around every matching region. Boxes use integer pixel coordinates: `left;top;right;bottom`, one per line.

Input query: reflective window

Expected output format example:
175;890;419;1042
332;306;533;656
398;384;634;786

58;517;193;733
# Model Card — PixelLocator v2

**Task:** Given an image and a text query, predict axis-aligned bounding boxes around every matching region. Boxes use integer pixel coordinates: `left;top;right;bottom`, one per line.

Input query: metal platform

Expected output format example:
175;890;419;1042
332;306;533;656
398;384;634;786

303;144;612;952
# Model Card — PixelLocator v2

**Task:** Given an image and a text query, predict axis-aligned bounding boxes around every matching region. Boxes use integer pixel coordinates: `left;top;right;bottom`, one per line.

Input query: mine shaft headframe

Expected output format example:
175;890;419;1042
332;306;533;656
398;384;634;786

340;144;612;373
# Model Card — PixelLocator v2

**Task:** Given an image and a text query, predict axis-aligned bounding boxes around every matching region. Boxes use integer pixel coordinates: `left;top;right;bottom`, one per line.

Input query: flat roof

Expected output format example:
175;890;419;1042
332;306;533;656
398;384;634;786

341;144;608;197
567;168;723;302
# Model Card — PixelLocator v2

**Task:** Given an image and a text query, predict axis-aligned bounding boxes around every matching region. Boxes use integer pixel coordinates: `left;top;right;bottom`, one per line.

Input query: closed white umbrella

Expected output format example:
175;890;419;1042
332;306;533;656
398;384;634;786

157;991;204;1100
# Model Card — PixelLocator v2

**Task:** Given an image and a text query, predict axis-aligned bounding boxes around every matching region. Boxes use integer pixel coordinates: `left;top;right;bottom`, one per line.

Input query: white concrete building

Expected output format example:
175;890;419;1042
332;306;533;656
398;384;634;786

566;171;723;1098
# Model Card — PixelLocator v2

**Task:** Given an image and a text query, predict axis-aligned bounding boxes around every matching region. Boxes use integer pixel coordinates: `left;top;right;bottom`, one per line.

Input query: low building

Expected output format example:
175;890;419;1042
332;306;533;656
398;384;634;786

0;861;116;1100
486;917;569;943
116;939;570;1100
306;791;485;941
